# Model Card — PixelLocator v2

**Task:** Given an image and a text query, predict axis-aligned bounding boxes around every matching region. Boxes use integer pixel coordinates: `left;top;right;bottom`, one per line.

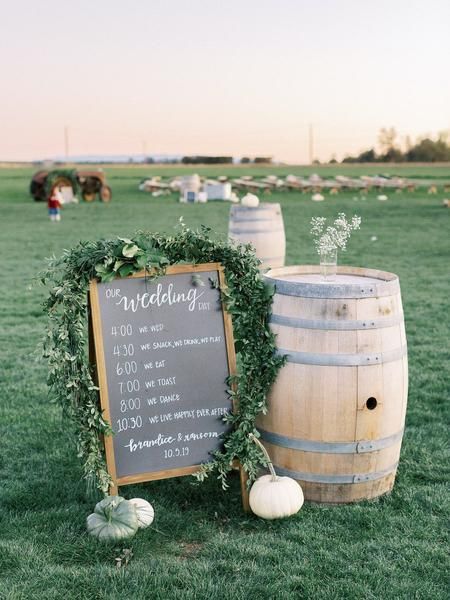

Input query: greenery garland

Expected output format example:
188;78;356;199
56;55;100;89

40;224;285;495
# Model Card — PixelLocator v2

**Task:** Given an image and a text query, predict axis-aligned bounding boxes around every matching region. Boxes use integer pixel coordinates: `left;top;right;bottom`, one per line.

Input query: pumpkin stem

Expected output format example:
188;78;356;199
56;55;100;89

249;433;278;482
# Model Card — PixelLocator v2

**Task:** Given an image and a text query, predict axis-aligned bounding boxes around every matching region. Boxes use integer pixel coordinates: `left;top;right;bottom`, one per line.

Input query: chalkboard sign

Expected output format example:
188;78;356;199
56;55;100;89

89;263;240;496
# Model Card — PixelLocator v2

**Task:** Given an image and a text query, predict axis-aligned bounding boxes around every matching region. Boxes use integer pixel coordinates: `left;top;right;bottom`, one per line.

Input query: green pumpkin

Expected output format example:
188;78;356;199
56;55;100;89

87;496;138;542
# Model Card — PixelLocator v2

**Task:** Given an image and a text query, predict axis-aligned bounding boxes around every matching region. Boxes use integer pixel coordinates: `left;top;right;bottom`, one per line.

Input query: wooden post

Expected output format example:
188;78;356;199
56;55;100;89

240;467;250;512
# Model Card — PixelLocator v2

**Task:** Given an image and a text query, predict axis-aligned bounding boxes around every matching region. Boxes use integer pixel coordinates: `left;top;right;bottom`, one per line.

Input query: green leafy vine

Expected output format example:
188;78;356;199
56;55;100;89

40;224;285;495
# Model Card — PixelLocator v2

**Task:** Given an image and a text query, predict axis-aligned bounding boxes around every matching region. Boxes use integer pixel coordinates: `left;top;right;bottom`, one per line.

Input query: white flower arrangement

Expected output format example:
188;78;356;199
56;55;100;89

310;213;361;255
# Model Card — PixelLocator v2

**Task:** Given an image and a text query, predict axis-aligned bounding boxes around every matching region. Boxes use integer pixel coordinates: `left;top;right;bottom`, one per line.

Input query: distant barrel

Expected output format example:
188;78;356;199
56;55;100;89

228;203;285;270
258;265;408;503
180;174;201;194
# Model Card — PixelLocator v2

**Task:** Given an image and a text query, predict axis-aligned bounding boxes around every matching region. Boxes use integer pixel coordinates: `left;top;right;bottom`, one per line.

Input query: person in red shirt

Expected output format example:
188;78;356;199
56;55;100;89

48;186;62;222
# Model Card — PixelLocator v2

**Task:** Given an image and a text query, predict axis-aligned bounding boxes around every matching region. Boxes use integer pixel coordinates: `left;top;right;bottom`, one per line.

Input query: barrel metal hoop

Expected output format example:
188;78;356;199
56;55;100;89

270;312;404;331
275;463;399;484
229;228;285;235
231;204;279;212
258;428;404;454
277;345;407;366
231;217;281;223
264;276;400;299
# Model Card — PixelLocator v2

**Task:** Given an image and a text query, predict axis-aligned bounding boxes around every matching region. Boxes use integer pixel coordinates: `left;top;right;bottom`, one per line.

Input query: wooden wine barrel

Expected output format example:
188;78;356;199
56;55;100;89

228;203;285;270
180;174;201;193
258;265;408;503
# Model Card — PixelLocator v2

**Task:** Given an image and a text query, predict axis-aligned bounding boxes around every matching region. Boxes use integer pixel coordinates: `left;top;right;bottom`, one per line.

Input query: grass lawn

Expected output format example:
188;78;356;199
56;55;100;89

0;166;449;599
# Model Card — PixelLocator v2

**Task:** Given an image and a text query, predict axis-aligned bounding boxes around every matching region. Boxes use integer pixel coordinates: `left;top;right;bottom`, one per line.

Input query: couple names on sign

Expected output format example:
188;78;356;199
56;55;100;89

89;263;240;497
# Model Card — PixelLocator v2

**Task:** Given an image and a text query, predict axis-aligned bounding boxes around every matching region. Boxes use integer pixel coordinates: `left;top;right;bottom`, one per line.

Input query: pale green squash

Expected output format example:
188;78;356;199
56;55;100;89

87;496;138;542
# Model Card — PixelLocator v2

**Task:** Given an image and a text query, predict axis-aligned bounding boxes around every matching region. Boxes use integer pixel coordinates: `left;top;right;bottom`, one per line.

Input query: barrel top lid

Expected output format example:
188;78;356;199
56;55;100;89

231;202;280;211
264;266;400;299
281;273;381;286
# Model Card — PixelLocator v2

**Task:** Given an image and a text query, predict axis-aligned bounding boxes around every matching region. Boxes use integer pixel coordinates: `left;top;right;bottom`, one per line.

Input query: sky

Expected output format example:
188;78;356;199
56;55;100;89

1;0;449;163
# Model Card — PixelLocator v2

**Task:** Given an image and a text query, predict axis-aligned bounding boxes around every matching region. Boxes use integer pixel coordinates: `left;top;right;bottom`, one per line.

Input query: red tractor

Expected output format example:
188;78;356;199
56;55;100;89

30;168;112;203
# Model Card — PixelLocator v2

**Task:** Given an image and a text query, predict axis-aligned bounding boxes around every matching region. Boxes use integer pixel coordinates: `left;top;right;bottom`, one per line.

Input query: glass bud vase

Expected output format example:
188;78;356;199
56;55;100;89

320;248;337;281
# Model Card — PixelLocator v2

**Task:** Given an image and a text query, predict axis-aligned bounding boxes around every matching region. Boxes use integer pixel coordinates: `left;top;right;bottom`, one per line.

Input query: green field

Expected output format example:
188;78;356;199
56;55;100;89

0;165;449;599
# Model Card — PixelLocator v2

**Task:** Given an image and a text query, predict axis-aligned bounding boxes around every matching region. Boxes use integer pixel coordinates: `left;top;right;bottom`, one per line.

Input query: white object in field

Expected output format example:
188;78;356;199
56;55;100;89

197;191;208;203
371;235;378;242
228;203;285;270
442;199;449;207
286;174;298;183
139;178;171;192
248;434;303;520
312;193;324;202
377;194;388;201
204;183;232;201
59;186;75;204
170;178;182;191
229;192;240;203
180;174;201;195
241;193;260;207
128;498;155;528
250;474;304;519
180;190;199;203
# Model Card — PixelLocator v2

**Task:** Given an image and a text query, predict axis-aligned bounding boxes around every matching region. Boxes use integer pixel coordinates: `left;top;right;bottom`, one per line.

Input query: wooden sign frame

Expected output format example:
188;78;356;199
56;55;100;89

88;262;249;510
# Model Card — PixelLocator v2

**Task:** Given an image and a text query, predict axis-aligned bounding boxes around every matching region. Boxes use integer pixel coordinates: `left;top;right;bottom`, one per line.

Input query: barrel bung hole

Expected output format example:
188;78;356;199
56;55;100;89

366;397;377;410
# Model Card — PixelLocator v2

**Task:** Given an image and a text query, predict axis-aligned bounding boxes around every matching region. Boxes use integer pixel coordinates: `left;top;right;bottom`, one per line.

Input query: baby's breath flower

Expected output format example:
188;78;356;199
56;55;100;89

310;213;361;255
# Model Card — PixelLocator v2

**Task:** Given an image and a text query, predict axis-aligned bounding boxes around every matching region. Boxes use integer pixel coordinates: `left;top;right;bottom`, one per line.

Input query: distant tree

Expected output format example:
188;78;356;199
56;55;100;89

357;148;377;162
404;135;413;152
329;155;337;164
379;147;404;162
340;129;450;163
378;127;398;154
181;156;233;164
341;148;377;163
312;159;321;165
438;130;449;144
405;138;450;162
240;157;251;164
254;156;273;164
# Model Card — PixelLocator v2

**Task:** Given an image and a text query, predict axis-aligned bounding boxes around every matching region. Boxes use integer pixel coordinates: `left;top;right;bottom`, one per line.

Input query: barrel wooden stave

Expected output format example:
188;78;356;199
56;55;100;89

259;265;408;503
228;203;285;270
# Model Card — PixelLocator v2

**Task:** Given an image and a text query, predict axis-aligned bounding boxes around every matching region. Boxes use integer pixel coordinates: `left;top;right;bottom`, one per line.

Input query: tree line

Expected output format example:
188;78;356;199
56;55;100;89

341;129;450;163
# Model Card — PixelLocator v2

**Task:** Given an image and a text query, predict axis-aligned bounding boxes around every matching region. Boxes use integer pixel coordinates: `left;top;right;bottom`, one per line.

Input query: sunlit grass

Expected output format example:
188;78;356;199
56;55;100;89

0;167;449;599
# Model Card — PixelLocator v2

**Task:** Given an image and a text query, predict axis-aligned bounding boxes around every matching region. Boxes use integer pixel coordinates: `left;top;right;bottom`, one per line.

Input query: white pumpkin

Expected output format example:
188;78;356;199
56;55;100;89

250;474;304;519
128;498;155;528
249;434;304;520
377;194;388;201
241;193;260;207
312;193;325;202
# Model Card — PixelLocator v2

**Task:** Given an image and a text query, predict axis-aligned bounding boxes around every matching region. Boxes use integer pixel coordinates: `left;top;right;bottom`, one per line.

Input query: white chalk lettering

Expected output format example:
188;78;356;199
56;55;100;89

125;434;176;453
116;283;205;313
